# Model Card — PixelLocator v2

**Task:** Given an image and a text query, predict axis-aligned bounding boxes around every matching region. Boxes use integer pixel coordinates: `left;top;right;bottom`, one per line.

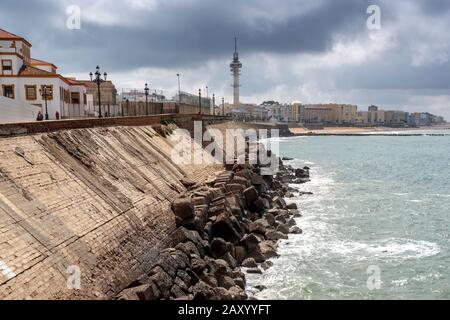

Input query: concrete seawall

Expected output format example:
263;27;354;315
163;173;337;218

0;123;222;299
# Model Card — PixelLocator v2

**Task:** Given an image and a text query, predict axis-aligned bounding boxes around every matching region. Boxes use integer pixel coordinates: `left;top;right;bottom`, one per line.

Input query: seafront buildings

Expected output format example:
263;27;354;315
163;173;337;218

0;28;90;121
0;28;214;122
225;100;445;127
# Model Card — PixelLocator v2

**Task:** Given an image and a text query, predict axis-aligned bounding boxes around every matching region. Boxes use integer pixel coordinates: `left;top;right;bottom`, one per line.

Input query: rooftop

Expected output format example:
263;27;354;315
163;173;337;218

0;28;32;47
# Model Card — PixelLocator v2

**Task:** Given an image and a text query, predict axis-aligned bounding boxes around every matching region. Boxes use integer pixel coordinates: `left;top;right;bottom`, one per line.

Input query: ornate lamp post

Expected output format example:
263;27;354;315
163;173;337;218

212;94;215;115
89;66;107;118
144;83;150;115
198;89;202;114
39;85;49;120
177;74;181;103
222;97;225;116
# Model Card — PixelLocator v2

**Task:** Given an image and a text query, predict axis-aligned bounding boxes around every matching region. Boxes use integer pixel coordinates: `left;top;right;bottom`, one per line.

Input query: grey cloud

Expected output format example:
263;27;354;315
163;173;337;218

1;0;449;119
1;0;373;71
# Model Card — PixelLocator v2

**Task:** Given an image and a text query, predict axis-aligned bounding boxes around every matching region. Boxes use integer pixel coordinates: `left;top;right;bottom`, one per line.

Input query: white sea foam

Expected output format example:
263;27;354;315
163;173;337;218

392;272;442;287
250;136;450;300
330;238;440;260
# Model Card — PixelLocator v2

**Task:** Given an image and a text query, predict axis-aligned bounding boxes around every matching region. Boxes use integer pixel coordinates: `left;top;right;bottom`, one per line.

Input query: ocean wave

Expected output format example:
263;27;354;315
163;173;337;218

391;272;442;287
331;238;440;260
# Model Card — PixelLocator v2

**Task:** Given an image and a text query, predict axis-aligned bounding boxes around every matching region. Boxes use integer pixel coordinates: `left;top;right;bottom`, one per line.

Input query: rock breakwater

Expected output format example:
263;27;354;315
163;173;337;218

116;151;310;300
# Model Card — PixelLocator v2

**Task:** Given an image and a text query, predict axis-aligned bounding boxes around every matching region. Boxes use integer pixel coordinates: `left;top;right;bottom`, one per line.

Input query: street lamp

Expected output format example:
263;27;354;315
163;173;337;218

89;65;107;118
198;89;202;114
177;74;181;103
212;94;215;115
39;85;49;120
144;83;150;115
222;97;225;116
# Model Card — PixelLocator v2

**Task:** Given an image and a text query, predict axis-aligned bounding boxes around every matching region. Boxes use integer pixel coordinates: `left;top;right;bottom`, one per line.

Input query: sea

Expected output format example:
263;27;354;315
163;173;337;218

248;130;450;300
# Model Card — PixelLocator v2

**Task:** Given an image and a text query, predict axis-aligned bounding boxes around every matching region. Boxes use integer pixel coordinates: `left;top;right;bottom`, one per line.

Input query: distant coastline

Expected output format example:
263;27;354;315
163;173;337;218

289;124;450;136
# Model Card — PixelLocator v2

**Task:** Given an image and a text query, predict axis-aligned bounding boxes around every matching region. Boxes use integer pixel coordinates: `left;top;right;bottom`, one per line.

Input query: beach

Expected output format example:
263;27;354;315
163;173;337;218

289;124;450;135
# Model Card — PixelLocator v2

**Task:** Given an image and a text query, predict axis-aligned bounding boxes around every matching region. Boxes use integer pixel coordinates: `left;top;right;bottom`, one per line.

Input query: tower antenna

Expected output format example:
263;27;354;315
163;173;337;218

230;36;243;109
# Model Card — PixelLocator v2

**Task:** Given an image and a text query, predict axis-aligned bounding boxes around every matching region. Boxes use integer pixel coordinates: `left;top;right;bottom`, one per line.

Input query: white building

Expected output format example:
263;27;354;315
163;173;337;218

0;28;90;121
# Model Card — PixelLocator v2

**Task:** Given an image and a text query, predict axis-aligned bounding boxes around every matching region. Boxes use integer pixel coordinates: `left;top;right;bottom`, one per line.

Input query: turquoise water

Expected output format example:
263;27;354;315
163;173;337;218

248;132;450;300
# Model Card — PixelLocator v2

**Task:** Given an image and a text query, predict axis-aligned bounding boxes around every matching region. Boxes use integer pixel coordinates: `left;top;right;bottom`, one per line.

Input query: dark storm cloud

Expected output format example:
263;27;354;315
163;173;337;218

417;0;450;15
1;0;450;119
0;0;373;72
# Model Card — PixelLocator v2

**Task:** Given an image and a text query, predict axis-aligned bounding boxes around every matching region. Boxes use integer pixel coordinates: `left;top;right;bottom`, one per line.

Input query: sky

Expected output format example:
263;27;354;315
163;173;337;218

1;0;449;119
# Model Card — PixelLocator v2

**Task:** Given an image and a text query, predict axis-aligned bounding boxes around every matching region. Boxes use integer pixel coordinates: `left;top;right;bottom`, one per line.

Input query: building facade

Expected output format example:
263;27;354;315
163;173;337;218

0;28;90;120
299;103;357;124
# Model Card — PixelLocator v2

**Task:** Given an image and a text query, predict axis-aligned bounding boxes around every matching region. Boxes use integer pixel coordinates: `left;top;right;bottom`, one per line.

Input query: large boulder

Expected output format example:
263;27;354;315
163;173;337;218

220;252;238;269
210;238;229;258
240;233;259;253
286;203;298;210
242;258;257;268
276;224;290;235
272;196;287;209
206;258;230;277
231;176;249;187
259;241;279;259
266;230;288;241
171;284;187;299
228;286;248;300
233;245;247;264
175;241;200;258
149;266;174;299
211;213;241;244
247;248;266;263
263;213;276;226
261;261;274;271
218;275;236;289
250;197;267;213
172;197;195;220
155;251;179;278
116;282;161;300
295;168;310;178
285;218;297;228
189;281;216;300
173;227;205;256
213;287;233;300
249;219;270;236
226;183;245;195
243;186;259;203
246;268;263;274
290;226;303;234
191;256;207;275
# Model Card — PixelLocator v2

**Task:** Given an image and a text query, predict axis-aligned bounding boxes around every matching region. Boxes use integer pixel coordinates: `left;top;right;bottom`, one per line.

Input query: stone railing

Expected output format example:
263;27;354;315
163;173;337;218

0;114;232;137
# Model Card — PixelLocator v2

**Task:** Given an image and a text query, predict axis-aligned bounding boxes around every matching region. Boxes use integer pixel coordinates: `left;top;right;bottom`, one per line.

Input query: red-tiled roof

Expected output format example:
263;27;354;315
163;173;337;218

30;58;57;70
19;65;55;76
0;28;32;47
18;65;86;87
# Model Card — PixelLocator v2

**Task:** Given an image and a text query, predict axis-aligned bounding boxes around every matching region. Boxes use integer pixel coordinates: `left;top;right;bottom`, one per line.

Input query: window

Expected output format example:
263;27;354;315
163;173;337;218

71;92;80;104
25;85;37;100
40;85;53;100
2;84;15;99
64;89;70;103
1;60;13;75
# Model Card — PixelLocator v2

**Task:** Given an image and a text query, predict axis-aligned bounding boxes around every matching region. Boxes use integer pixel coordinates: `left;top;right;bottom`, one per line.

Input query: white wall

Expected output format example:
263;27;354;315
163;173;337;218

0;77;70;120
0;95;40;123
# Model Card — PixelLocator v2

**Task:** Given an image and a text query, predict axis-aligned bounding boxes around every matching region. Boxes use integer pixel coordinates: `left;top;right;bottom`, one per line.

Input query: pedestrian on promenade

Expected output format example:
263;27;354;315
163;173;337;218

36;111;44;121
55;111;60;120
